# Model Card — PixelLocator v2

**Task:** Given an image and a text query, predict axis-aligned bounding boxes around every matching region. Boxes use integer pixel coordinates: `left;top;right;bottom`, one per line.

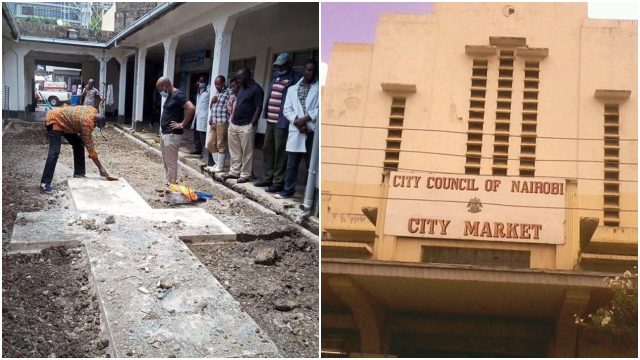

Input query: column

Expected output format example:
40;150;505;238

553;289;590;357
161;37;179;109
328;276;387;355
117;56;128;122
209;16;237;90
133;47;147;127
94;53;109;115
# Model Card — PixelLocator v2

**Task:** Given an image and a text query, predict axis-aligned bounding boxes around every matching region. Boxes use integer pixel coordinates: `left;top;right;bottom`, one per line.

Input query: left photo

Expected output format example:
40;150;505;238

2;2;319;358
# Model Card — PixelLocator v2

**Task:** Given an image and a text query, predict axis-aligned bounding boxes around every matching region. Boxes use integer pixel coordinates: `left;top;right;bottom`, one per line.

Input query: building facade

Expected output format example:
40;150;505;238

321;3;637;357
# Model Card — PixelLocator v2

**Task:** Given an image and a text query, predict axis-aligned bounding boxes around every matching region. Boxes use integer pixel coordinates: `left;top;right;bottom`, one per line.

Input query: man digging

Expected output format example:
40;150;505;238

40;105;114;194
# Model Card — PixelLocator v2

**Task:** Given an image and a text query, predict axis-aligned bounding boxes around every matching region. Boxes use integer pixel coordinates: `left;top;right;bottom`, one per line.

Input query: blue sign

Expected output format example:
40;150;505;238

180;50;206;66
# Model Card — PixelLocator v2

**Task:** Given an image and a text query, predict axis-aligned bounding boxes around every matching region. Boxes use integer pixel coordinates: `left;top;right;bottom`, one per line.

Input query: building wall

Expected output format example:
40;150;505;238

322;3;637;270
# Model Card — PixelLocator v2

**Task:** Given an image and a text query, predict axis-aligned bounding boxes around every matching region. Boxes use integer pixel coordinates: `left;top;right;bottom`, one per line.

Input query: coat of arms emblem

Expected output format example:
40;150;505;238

467;197;483;213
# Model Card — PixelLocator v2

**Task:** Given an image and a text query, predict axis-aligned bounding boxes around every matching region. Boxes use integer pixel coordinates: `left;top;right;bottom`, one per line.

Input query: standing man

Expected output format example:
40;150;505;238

255;53;301;194
224;68;264;183
192;77;210;163
40;105;111;194
206;75;234;173
81;79;101;111
156;76;196;185
276;60;319;199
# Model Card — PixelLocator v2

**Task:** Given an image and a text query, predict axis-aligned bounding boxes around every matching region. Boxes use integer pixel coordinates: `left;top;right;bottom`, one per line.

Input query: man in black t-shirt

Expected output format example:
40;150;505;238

224;68;264;183
156;76;195;184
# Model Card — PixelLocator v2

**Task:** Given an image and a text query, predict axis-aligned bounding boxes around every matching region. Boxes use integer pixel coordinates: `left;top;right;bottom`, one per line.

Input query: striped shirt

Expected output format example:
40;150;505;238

266;77;292;123
209;87;233;124
45;106;99;159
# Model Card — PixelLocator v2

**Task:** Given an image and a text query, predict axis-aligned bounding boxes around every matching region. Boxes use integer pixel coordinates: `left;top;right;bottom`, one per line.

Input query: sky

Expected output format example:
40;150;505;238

320;1;639;85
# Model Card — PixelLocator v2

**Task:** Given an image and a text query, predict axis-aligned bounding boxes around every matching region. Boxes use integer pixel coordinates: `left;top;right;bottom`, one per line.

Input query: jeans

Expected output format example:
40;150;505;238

262;122;288;185
40;124;86;185
282;132;313;195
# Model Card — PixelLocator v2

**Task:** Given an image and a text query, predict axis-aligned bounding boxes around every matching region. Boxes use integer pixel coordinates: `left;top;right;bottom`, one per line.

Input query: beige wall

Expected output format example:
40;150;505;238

322;3;637;269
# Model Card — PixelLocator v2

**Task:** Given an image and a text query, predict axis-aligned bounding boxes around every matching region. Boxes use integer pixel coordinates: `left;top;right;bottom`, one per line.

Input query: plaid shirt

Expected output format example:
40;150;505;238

297;82;311;116
45;105;99;159
209;87;233;125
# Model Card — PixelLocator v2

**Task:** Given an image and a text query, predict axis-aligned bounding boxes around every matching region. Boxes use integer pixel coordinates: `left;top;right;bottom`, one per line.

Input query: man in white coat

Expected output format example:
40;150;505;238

191;77;210;164
275;59;319;199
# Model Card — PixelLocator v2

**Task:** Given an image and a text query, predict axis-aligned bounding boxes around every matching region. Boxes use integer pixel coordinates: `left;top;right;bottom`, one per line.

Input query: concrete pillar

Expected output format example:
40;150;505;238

24;56;35;113
3;46;25;113
95;53;109;115
209;16;237;92
16;49;26;114
161;37;179;110
328;276;387;355
553;289;590;357
117;56;128;122
133;47;147;126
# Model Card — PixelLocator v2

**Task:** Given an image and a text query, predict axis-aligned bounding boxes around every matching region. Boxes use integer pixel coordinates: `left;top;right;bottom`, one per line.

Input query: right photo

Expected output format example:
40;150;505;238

320;2;638;358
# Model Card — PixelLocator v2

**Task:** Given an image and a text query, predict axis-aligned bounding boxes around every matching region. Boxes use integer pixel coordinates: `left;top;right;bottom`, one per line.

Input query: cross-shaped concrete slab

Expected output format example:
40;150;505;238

8;178;280;357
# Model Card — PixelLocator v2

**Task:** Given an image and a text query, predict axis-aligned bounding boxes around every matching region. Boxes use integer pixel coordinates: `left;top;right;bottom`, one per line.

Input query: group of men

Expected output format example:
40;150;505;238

38;52;318;201
158;52;319;199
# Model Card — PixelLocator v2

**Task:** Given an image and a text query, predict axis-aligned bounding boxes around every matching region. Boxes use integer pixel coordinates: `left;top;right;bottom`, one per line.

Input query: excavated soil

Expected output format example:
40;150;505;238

2;122;319;357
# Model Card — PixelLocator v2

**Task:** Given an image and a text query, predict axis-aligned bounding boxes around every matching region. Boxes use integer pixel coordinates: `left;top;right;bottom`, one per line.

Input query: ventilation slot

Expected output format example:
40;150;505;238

519;60;540;176
465;59;488;175
384;97;406;171
603;103;620;227
492;50;514;176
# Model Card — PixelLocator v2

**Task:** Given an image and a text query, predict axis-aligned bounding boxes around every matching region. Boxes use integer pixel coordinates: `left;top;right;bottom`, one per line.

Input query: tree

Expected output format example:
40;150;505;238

575;268;637;348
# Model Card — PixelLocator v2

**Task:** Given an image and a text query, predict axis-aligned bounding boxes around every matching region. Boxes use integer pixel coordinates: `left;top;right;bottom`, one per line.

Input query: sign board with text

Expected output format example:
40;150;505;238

384;171;566;244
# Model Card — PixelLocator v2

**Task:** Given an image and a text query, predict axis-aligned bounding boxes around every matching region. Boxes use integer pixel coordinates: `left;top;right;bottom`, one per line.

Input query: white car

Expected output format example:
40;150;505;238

35;82;72;106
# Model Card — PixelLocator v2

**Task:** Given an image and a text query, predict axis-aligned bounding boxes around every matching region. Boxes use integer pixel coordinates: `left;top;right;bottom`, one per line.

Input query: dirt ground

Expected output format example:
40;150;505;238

1;122;318;357
2;247;106;358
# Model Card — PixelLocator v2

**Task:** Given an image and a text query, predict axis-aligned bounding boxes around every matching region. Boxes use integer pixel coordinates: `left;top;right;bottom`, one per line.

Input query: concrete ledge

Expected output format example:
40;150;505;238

322;258;617;288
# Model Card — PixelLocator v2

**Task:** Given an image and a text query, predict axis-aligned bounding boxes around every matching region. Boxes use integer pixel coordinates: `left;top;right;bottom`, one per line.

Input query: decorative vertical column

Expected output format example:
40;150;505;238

161;37;179;110
15;48;26;114
117;56;128;122
209;15;237;91
95;53;109;115
133;47;147;127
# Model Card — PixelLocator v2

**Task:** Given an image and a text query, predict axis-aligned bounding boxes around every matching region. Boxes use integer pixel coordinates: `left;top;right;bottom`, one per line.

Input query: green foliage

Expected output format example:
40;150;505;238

575;268;638;347
20;16;57;25
88;11;102;31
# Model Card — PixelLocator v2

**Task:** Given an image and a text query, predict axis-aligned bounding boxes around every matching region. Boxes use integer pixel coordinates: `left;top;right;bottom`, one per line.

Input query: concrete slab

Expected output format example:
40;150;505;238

68;177;152;215
8;211;280;357
7;212;84;254
68;177;235;241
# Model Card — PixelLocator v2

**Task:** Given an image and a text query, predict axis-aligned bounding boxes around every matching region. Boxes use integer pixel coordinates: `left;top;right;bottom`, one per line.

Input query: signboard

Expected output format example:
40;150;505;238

180;50;206;66
384;171;566;244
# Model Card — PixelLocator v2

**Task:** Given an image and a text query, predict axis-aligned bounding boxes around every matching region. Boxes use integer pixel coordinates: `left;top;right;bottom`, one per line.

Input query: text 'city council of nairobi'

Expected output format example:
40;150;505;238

384;172;567;245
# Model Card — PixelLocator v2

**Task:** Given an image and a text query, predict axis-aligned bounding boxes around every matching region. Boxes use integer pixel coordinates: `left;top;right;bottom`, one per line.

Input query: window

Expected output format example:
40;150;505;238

465;59;488;175
21;6;33;16
384;97;406;171
228;57;256;81
270;48;319;76
421;246;530;269
603;103;620;227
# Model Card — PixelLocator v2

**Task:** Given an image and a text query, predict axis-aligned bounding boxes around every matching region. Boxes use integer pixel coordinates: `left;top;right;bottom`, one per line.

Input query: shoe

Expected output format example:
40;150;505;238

40;183;54;194
73;174;86;178
237;177;251;184
212;154;226;173
273;192;294;199
223;174;239;181
254;179;272;187
265;184;284;193
204;166;216;172
189;149;201;155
